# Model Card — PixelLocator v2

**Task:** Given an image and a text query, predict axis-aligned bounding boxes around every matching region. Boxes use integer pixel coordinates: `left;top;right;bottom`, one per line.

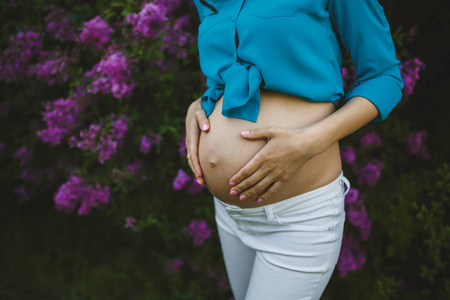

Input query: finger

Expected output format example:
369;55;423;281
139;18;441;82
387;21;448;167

255;181;284;202
185;126;203;183
240;126;282;141
230;166;265;196
195;109;210;132
235;174;274;201
229;153;264;187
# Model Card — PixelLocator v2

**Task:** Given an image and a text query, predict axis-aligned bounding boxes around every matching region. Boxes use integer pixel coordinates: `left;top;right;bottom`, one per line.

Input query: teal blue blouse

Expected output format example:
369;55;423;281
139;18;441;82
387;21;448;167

192;0;404;122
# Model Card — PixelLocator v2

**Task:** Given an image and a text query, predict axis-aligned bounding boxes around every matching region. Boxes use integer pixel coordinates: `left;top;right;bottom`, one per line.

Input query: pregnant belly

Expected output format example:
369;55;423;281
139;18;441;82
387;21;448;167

198;89;342;208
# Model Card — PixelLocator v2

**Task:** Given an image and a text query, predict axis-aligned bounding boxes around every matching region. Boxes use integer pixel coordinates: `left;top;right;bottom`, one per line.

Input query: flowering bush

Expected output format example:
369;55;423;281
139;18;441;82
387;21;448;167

1;1;449;300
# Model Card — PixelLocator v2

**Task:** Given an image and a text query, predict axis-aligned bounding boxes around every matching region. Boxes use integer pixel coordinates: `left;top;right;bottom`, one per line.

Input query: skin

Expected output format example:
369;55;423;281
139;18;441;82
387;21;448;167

185;91;378;206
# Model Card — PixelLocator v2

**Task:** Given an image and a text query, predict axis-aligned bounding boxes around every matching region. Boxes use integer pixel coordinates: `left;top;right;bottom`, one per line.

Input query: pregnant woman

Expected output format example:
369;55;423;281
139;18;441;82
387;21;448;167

186;0;404;299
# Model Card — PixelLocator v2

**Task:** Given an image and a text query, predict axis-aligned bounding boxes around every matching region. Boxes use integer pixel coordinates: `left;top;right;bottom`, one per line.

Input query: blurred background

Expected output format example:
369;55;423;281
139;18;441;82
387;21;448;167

1;0;449;299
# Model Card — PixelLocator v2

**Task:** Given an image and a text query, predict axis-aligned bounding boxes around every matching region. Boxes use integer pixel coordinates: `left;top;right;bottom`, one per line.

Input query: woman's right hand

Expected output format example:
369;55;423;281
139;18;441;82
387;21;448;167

185;97;210;185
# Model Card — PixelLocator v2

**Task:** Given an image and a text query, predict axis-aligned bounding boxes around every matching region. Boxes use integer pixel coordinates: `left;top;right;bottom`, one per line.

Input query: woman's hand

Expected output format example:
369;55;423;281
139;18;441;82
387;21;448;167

185;98;210;185
228;126;320;203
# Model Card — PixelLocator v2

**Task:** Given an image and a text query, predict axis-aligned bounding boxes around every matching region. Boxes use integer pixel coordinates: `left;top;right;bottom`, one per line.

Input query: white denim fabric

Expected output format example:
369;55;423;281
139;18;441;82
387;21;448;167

214;171;350;300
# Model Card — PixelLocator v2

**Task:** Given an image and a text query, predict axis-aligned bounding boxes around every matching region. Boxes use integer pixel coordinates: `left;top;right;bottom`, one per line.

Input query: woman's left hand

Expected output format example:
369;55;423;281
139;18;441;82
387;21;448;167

228;126;319;202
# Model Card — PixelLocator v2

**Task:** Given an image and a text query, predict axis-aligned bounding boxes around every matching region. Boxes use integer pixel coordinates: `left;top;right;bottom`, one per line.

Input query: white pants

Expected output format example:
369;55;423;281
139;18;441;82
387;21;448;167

214;172;350;300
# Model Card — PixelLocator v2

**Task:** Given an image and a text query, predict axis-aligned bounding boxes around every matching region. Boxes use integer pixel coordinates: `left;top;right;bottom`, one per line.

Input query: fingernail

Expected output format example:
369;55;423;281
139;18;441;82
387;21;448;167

196;178;202;185
239;194;246;200
257;198;263;203
241;130;249;137
202;124;209;131
229;181;235;187
230;190;237;195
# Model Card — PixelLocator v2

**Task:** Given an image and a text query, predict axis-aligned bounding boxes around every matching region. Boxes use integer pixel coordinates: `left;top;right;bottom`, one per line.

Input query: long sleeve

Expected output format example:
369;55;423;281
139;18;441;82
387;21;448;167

329;0;404;122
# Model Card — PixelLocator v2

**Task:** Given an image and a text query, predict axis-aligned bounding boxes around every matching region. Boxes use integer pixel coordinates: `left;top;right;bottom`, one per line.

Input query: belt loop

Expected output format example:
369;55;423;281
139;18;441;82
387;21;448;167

264;205;275;223
340;175;351;196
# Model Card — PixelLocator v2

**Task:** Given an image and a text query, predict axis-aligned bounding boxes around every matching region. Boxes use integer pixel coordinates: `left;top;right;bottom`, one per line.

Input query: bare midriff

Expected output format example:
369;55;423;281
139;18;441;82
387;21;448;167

198;89;342;208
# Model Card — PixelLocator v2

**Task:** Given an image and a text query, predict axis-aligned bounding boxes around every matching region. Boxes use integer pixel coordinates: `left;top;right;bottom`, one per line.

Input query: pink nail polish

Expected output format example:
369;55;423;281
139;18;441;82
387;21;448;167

229;181;235;187
239;194;246;200
202;124;209;131
230;190;237;195
196;178;202;185
257;198;263;203
241;130;249;136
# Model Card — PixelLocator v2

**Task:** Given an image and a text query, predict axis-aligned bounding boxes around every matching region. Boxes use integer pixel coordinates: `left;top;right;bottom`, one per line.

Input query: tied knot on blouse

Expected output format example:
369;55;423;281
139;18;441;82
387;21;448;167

201;58;264;122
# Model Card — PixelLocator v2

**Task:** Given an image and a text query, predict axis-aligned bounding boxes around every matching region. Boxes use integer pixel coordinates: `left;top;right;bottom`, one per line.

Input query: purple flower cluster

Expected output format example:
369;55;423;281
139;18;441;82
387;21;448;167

125;2;168;40
345;188;372;241
178;134;187;156
161;15;195;59
31;51;74;85
0;30;43;82
337;234;367;277
124;216;138;232
173;169;204;195
140;132;162;154
165;258;184;275
356;159;384;186
341;66;355;90
14;146;33;166
69;114;129;164
14;185;32;204
400;58;426;99
155;0;182;15
360;131;381;148
79;16;114;50
405;130;429;159
340;145;356;165
37;97;81;146
88;50;136;98
44;7;76;42
183;219;211;246
54;175;110;216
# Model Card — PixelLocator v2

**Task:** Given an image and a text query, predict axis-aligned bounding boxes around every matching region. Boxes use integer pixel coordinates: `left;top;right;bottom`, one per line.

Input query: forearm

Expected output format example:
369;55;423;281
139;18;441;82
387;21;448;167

303;96;379;154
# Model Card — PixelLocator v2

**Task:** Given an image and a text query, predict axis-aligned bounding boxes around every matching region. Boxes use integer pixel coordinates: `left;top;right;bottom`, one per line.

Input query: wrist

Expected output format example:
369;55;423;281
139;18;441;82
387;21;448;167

294;123;331;158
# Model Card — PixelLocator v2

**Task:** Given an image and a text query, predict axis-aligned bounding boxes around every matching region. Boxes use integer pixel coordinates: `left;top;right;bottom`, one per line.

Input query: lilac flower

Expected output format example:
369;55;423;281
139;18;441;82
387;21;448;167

183;219;212;246
89;51;136;98
0;30;43;82
155;0;182;15
31;52;73;85
400;58;426;99
173;168;191;190
126;159;144;175
44;7;76;42
37;97;81;146
165;258;184;275
360;131;381;148
0;142;6;155
54;175;110;216
140;132;162;154
14;185;31;204
124;216;138;232
357;159;384;186
79;16;113;50
405;130;429;159
125;2;168;40
185;176;205;195
69;115;128;164
178;134;187;156
340;145;356;165
345;188;359;205
14;146;33;166
341;66;355;90
337;234;367;277
346;201;372;241
161;15;195;59
20;167;38;181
